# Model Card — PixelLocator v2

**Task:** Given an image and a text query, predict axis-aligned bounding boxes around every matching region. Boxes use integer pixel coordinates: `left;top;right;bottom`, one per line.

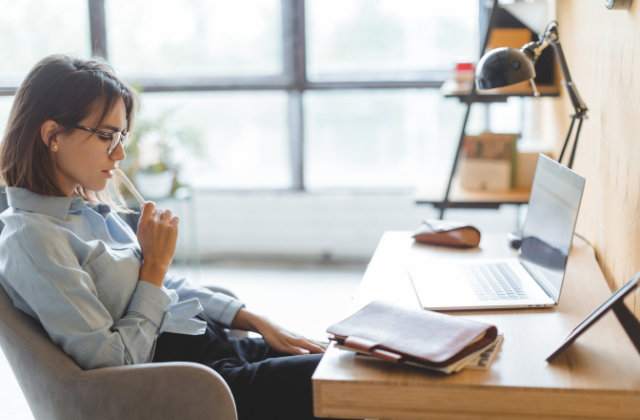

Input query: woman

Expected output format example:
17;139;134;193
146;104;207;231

0;54;331;420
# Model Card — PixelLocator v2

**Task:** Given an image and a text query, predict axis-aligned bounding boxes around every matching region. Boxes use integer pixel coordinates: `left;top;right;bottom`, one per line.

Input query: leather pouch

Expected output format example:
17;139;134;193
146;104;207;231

412;219;481;248
327;300;498;370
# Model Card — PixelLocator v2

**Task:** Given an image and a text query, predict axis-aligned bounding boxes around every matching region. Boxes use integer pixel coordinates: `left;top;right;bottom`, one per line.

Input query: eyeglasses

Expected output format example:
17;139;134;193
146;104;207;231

69;124;130;155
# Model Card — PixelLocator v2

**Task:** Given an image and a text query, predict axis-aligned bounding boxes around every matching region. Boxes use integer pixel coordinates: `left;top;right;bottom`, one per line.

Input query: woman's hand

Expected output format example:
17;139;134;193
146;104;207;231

258;319;328;356
137;201;179;287
231;308;327;356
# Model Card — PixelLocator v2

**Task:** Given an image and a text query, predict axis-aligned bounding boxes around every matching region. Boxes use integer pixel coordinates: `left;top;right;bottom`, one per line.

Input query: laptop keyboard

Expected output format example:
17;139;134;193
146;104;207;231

462;263;530;301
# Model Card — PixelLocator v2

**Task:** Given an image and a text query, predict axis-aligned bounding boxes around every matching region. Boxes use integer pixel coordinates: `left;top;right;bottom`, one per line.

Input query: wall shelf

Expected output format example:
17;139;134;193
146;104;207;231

441;81;560;103
419;0;559;218
416;174;531;210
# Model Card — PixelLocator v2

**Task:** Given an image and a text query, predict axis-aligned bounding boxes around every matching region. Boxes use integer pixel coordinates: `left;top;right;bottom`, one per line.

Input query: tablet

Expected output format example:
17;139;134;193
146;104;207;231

546;273;640;362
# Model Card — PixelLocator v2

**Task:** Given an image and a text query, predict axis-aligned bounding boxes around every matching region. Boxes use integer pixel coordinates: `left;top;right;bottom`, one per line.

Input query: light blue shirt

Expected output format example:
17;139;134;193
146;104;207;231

0;187;244;370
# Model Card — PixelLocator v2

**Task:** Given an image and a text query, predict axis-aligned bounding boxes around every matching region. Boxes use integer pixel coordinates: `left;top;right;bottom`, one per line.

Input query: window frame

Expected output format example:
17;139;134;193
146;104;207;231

1;0;481;192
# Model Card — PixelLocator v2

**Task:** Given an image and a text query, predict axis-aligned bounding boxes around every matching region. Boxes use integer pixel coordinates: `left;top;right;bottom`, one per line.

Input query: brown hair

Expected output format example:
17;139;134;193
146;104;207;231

0;54;139;212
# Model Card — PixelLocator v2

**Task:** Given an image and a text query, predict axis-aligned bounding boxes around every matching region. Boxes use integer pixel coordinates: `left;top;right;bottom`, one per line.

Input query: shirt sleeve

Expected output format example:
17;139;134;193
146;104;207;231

163;275;245;327
0;216;172;370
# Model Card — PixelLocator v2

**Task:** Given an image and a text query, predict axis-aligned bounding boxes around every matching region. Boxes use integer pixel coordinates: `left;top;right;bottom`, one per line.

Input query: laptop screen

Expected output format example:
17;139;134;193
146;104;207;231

518;154;585;303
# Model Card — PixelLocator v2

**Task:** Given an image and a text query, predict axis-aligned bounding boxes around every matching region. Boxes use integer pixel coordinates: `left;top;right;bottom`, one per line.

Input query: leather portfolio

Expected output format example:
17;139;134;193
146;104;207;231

412;220;481;248
327;300;498;371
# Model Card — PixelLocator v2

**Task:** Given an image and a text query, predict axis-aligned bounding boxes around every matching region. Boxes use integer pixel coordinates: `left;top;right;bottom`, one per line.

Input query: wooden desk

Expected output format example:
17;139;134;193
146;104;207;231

312;232;640;419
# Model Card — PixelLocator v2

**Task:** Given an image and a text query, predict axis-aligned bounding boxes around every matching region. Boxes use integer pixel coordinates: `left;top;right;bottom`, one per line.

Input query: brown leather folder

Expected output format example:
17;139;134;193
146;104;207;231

327;300;498;369
412;220;481;248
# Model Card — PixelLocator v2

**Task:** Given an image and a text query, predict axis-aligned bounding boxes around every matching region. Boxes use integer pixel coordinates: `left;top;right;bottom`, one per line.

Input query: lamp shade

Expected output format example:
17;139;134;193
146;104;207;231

475;47;536;90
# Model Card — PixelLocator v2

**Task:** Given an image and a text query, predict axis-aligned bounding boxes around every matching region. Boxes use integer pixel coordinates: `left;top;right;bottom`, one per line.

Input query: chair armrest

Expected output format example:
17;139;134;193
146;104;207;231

79;362;237;420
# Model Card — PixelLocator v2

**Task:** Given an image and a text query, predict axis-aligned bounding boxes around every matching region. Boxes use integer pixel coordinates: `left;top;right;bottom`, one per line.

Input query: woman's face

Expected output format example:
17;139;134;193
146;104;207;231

49;98;127;196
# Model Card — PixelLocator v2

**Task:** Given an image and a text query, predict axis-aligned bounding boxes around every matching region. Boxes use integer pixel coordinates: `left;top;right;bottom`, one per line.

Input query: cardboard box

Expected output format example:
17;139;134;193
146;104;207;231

460;159;512;191
461;132;518;192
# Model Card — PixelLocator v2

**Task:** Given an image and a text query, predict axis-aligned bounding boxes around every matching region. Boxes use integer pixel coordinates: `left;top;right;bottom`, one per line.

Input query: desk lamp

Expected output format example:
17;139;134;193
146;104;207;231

475;21;588;169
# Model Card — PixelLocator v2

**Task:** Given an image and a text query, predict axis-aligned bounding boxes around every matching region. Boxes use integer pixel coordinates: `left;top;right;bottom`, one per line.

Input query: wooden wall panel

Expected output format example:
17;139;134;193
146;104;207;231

545;0;640;315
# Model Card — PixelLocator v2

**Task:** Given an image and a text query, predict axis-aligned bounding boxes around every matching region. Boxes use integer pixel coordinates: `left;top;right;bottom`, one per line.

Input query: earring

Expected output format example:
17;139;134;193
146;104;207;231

52;145;58;151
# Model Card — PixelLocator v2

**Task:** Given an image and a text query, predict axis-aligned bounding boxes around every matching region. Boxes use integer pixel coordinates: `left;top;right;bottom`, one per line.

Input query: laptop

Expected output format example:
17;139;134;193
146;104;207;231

408;154;586;311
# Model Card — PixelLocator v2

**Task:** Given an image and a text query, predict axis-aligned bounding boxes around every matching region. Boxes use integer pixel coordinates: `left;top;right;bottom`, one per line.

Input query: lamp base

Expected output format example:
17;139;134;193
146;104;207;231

508;230;522;250
606;0;633;10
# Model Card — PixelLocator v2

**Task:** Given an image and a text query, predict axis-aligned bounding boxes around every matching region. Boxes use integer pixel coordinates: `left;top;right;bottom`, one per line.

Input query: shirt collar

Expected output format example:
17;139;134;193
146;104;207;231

6;187;88;220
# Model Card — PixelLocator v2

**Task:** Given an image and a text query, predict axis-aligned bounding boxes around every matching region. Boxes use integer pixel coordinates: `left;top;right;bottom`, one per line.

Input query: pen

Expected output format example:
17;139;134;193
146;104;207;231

115;168;146;205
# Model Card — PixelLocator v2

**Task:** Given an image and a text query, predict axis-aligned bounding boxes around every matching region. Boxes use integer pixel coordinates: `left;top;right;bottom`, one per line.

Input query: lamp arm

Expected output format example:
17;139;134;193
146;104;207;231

549;40;588;116
521;29;588;117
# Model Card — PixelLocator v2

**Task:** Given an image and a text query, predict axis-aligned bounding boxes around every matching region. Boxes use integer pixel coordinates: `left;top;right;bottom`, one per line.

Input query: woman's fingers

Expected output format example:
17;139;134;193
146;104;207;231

295;338;326;354
303;340;327;354
257;320;328;356
140;201;156;223
315;341;328;351
142;206;178;227
291;337;326;354
160;209;172;224
136;204;179;272
152;208;164;222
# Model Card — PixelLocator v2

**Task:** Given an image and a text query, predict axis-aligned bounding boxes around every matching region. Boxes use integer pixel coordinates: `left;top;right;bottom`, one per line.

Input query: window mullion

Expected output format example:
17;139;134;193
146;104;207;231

281;0;295;80
285;0;307;191
289;90;304;191
291;0;307;90
88;0;108;59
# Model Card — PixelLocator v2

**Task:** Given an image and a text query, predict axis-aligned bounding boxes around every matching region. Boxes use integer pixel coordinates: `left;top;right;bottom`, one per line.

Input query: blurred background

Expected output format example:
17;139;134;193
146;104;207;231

0;1;550;417
0;1;534;266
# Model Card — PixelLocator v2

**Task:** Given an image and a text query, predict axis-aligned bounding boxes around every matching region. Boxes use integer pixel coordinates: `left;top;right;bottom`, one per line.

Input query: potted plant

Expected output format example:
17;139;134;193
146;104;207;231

119;108;202;201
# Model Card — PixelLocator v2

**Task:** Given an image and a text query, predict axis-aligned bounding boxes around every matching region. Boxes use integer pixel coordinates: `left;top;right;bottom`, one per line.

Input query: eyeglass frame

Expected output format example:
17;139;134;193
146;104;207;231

68;124;130;155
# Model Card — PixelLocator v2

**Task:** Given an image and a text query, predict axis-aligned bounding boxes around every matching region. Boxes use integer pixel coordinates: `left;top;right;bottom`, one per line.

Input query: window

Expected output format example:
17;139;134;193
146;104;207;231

0;0;490;191
306;0;478;80
106;0;283;78
305;90;466;189
137;91;290;189
0;0;90;83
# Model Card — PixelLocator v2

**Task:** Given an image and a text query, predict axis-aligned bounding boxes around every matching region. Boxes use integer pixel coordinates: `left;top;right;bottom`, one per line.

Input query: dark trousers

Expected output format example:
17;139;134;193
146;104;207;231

153;318;326;420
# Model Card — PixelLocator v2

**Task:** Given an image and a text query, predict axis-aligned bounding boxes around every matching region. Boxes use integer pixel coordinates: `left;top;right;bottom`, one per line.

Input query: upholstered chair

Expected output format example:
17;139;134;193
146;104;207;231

0;192;243;420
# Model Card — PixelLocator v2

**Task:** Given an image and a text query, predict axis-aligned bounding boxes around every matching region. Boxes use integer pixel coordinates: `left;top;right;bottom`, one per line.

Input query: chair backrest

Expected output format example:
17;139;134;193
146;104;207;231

0;284;84;420
0;191;84;419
